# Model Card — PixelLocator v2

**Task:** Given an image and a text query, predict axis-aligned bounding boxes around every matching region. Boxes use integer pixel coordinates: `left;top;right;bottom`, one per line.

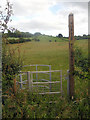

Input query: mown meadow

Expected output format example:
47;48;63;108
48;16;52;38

2;37;89;118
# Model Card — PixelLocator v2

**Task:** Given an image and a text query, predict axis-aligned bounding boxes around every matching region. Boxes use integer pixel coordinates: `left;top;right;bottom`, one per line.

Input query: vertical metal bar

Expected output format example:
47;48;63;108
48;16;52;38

36;65;38;88
27;71;30;90
27;71;33;92
60;70;62;97
36;64;38;81
69;13;75;99
67;70;69;96
31;72;33;92
49;65;51;91
19;74;23;89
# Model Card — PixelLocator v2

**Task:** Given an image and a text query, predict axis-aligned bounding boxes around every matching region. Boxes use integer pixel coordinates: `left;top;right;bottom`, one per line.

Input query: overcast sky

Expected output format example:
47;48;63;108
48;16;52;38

1;0;89;36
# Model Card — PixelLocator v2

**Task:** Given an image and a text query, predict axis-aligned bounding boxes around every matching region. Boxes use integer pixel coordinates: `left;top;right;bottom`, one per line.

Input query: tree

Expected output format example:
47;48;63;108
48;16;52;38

57;33;63;38
34;32;42;36
83;34;86;37
0;0;13;33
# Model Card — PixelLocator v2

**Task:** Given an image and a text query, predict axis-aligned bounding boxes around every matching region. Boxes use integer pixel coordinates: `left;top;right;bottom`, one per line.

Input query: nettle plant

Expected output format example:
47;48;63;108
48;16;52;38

0;0;23;93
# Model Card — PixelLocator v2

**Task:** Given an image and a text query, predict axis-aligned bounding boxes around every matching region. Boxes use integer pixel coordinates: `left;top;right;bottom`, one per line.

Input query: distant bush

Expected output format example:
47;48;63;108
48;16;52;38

57;34;63;38
25;38;31;42
74;35;90;40
34;32;42;36
7;39;19;44
34;38;40;42
49;40;52;42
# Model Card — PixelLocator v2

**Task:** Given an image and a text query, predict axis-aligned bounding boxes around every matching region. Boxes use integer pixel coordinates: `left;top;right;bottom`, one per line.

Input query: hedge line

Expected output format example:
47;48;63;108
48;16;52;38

7;38;32;44
7;38;41;44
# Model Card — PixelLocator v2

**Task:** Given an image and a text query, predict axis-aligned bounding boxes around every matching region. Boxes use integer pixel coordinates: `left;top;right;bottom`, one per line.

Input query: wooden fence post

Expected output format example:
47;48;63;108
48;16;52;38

68;13;75;99
49;65;51;91
36;64;38;81
60;70;62;97
67;70;69;96
88;1;90;97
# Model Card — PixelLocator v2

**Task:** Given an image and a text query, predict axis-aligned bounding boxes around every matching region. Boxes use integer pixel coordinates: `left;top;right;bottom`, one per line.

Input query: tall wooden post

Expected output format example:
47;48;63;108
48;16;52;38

68;13;74;99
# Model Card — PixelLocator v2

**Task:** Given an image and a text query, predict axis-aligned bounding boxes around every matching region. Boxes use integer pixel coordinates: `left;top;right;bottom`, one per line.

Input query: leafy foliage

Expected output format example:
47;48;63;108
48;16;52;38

6;30;33;38
0;0;23;93
2;91;89;118
2;36;23;92
74;47;89;79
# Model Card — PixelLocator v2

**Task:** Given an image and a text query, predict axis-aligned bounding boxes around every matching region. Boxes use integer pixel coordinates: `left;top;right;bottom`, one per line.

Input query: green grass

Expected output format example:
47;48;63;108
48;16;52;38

12;41;69;70
11;39;88;71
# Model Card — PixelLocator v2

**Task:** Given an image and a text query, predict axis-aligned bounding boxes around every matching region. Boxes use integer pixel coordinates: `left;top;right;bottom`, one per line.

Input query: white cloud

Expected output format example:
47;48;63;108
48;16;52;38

1;0;88;36
12;0;53;16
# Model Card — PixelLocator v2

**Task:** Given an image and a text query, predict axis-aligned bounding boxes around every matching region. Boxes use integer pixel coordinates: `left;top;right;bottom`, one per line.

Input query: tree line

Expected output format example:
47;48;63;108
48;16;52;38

5;30;90;40
57;33;90;40
5;30;42;38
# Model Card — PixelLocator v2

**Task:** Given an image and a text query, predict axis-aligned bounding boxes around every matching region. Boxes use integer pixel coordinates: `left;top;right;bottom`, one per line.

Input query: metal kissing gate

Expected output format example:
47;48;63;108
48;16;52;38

16;65;63;96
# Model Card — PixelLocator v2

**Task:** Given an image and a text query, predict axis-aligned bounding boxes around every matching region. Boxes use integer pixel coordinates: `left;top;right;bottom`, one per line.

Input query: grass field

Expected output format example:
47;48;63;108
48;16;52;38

11;38;88;71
